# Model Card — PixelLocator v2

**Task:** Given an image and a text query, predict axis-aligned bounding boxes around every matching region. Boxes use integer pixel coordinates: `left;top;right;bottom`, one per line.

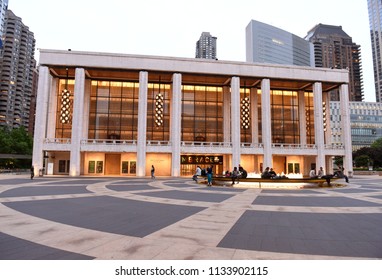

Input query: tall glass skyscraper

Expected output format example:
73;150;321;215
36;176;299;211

368;0;382;102
246;19;313;66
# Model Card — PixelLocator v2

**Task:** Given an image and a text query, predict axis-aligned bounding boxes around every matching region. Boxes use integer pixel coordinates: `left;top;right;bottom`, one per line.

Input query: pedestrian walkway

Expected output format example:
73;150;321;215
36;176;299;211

0;174;381;259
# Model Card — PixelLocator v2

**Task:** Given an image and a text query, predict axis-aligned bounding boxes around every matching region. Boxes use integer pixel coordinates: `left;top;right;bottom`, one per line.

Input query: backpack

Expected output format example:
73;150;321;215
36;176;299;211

201;169;206;176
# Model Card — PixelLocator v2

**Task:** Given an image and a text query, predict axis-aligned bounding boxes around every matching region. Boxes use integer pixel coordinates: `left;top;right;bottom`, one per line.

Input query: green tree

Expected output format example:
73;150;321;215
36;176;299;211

9;126;33;154
354;154;370;168
0;127;12;154
370;137;382;168
0;127;33;169
371;137;382;149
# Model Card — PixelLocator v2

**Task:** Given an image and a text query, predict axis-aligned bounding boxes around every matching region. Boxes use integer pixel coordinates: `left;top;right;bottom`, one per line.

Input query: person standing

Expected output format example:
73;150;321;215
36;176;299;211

231;167;239;185
30;165;34;180
206;165;213;186
151;165;155;179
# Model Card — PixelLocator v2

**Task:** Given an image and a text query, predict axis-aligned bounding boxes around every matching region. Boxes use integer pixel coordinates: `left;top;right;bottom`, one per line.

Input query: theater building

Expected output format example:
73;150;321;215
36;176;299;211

32;49;352;177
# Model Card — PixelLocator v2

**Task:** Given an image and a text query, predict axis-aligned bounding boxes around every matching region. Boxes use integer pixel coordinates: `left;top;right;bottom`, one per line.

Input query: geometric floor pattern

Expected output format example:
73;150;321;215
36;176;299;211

1;174;382;260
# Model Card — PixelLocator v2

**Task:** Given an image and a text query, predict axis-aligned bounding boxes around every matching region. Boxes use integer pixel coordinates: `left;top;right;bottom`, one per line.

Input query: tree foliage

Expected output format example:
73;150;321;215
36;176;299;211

0;126;33;155
353;137;382;169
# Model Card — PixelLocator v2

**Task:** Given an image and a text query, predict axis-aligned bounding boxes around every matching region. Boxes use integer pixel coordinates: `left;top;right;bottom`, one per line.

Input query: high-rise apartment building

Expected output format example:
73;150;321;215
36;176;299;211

368;0;382;102
305;24;363;102
195;32;217;59
0;9;36;129
0;0;8;37
246;19;313;66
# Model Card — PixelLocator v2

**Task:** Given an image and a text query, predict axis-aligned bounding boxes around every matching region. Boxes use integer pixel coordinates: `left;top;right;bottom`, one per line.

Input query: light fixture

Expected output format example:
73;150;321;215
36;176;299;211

155;93;164;127
322;101;327;132
241;96;250;129
59;68;72;124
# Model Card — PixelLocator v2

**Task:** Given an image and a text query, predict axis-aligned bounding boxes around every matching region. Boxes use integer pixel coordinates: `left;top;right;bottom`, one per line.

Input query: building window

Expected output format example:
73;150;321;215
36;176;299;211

271;90;300;144
181;85;223;142
88;80;139;140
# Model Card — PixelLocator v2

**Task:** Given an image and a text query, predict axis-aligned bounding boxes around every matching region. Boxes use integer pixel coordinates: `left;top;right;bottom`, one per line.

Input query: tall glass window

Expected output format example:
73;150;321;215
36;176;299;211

55;79;75;139
271;90;299;144
88;81;139;140
181;85;223;142
147;83;170;141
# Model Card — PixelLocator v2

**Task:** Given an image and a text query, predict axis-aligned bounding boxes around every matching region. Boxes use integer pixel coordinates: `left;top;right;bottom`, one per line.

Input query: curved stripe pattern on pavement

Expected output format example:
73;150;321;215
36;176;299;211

0;175;382;260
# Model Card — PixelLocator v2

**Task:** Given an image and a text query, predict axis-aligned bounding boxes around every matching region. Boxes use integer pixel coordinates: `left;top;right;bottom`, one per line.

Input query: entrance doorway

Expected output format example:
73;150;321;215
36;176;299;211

105;154;121;175
180;155;224;176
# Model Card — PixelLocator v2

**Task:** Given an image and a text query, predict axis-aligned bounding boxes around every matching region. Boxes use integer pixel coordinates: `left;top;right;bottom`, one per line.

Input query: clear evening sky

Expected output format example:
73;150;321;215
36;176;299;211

9;0;374;101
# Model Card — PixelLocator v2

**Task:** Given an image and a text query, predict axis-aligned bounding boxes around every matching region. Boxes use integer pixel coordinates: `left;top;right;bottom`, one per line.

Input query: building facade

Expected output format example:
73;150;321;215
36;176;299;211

368;0;382;102
331;101;382;151
246;20;313;67
0;9;36;130
0;0;8;39
305;24;363;102
195;32;217;59
32;49;352;178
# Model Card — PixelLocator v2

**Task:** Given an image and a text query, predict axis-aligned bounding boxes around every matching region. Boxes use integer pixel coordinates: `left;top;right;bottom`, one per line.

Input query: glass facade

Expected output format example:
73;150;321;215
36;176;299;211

368;0;382;102
88;81;139;140
181;85;223;142
246;19;312;66
271;90;299;144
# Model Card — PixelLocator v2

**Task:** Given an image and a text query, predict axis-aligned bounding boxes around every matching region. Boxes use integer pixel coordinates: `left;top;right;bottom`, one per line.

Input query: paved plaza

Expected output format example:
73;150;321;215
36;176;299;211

0;174;381;260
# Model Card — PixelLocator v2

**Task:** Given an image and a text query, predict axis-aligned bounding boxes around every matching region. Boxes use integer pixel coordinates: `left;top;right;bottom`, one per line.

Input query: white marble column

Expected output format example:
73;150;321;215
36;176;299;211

313;82;325;169
46;78;58;139
70;68;85;176
251;87;259;145
231;77;241;168
223;86;231;144
82;80;91;139
298;90;307;146
261;79;272;169
323;92;331;145
32;66;51;177
340;84;353;177
171;73;182;176
137;71;148;177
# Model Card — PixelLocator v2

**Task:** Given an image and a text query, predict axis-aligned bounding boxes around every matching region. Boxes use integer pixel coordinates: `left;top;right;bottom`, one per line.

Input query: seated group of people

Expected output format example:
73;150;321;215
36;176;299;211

261;167;288;179
310;166;349;183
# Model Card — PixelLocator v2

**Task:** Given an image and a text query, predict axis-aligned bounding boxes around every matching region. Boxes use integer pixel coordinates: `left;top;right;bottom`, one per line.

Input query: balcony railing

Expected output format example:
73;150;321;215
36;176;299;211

44;138;71;144
81;139;137;145
44;139;345;150
146;140;171;146
271;143;317;149
181;141;231;147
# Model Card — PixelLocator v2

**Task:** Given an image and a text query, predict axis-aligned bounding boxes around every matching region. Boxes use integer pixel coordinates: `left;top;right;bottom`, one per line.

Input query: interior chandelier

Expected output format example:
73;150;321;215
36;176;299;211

241;96;250;129
59;69;72;124
155;93;164;127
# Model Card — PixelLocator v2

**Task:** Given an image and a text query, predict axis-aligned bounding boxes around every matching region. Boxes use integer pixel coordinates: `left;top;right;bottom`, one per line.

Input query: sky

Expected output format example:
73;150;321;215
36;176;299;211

8;0;375;101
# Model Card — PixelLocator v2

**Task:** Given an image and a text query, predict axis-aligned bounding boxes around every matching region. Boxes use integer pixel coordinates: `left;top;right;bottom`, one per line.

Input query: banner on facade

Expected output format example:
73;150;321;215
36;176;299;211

181;155;223;165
